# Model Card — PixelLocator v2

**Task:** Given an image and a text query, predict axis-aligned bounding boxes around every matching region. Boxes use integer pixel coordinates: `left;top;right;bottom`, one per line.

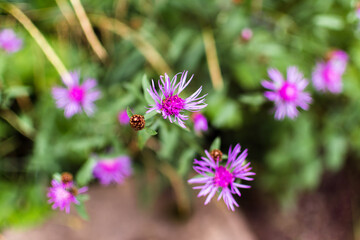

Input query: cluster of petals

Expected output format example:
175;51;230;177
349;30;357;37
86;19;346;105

146;71;207;128
191;112;208;134
118;110;130;125
356;2;360;19
188;144;255;211
312;50;348;94
47;179;88;213
0;28;22;53
241;28;253;42
93;156;132;185
262;66;312;120
52;71;101;118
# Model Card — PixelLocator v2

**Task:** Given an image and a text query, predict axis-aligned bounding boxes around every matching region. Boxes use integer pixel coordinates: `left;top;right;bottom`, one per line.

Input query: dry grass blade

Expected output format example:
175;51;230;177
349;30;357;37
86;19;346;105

69;0;108;62
0;3;70;79
202;28;224;90
90;14;172;75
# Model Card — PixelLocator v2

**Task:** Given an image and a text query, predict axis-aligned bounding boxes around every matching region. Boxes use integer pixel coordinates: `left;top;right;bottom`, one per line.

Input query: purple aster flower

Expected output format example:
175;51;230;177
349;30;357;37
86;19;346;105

312;50;348;94
188;144;255;211
261;66;312;120
47;179;88;214
241;28;253;42
0;28;23;53
312;63;342;94
118;110;130;125
356;3;360;19
191;112;208;134
326;50;348;74
146;71;207;128
52;71;101;118
93;156;132;185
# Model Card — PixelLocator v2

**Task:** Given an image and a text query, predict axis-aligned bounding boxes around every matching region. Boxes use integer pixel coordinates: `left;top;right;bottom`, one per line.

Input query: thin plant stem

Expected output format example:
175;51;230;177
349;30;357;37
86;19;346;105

55;0;77;28
0;3;70;81
90;14;172;75
202;28;224;90
159;163;191;216
69;0;108;62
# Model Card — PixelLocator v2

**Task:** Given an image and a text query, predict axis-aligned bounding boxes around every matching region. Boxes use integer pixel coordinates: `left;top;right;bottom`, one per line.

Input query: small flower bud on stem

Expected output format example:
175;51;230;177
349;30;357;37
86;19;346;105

210;149;223;162
61;172;73;184
130;114;145;131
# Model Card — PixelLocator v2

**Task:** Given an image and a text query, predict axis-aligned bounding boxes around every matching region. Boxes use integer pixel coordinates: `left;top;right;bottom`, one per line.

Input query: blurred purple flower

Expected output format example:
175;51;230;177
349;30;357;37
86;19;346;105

146;70;207;128
312;50;348;94
262;67;312;120
327;50;348;74
118;110;130;125
47;179;88;214
52;71;101;118
93;156;132;185
241;28;253;42
188;143;255;211
192;112;208;134
0;28;23;53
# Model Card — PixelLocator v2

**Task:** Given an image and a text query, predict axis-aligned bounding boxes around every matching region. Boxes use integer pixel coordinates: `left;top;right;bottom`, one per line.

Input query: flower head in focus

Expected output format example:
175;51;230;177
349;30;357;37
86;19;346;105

0;28;23;53
93;156;132;185
188;144;255;211
47;173;88;213
118;110;130;125
312;50;348;94
262;66;312;120
146;71;207;128
52;71;101;118
191;112;208;134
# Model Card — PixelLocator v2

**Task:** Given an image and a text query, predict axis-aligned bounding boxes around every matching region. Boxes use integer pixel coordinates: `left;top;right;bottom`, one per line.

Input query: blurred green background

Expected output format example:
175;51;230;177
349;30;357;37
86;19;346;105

0;0;360;233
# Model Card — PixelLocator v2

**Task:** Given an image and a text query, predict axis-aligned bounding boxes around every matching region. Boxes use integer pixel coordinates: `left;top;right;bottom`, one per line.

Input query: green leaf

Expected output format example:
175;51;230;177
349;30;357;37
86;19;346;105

4;86;31;99
52;173;61;182
138;130;151;149
76;157;96;187
239;93;266;107
177;148;196;177
144;110;157;120
325;135;347;171
75;200;89;220
159;122;180;160
210;137;221;150
142;74;154;105
313;14;344;30
126;106;133;118
174;121;190;131
145;127;157;136
301;158;322;190
233;63;262;90
76;193;90;202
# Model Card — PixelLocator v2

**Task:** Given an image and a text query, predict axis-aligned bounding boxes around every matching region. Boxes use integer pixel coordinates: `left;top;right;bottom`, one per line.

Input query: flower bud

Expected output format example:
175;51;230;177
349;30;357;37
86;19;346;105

210;149;223;162
61;172;73;184
130;114;145;131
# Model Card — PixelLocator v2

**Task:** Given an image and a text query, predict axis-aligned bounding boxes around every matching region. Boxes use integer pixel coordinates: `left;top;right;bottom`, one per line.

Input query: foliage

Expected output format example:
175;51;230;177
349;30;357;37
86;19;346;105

0;0;359;228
